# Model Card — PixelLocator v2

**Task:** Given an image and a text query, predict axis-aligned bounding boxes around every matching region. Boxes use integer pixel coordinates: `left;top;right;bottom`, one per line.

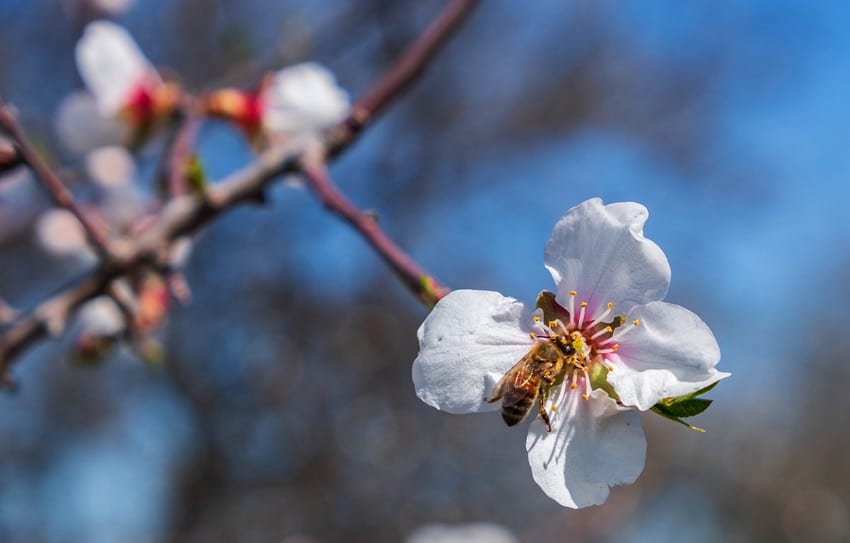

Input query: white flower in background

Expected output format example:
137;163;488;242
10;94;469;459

76;296;125;337
61;0;135;17
405;523;518;543
55;91;126;154
86;145;136;188
85;145;147;228
261;62;350;141
75;21;178;127
35;208;95;263
204;62;350;145
413;198;728;508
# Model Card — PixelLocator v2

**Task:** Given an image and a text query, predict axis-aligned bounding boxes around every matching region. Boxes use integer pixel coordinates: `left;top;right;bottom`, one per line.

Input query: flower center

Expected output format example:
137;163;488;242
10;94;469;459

531;290;640;407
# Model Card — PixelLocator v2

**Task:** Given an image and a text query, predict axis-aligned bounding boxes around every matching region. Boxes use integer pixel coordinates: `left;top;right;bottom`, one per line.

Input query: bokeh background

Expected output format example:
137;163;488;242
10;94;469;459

1;0;849;541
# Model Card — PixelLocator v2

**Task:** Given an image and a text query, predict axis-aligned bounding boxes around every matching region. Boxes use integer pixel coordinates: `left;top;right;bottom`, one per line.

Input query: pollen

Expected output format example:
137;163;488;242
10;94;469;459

633;319;640;326
533;315;541;323
529;332;537;340
568;290;577;296
582;394;589;400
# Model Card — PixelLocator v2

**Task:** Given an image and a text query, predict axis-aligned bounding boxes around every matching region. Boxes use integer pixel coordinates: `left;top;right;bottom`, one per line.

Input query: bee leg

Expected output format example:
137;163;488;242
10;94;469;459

538;389;553;432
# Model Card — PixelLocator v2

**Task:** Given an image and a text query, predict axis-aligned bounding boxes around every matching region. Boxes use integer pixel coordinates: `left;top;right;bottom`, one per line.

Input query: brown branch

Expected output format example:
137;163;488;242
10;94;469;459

0;0;478;381
0;99;113;258
326;0;479;157
300;151;449;307
0;137;21;175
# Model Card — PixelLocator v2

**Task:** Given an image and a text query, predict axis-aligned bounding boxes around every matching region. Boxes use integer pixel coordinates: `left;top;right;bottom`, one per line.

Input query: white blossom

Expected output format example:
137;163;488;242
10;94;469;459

260;62;350;142
35;208;94;263
75;21;159;116
413;198;729;508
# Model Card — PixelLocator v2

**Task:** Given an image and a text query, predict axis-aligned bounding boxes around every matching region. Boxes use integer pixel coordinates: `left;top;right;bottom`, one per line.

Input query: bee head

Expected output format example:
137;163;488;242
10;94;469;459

554;335;575;356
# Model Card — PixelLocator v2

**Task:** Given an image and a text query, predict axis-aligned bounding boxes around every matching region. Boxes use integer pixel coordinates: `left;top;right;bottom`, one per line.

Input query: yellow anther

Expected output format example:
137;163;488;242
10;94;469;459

551;406;558;413
606;365;614;372
581;394;589;400
549;320;558;329
612;343;619;351
529;332;537;340
580;301;588;308
570;382;578;389
533;315;541;323
633;319;640;326
605;326;613;332
569;290;577;296
607;302;614;309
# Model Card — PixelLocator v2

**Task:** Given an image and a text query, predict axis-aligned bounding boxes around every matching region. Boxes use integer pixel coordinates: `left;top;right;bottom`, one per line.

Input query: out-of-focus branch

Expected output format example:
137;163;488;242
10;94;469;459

0;0;477;382
0;99;113;258
326;0;479;157
0;137;21;174
301;151;449;306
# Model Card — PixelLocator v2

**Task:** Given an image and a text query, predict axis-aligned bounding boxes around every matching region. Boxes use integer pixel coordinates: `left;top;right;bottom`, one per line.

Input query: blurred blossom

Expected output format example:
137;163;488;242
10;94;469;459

75;21;179;128
76;296;125;337
261;62;350;143
85;145;136;188
82;145;149;229
204;62;350;146
414;199;727;508
61;0;135;18
0;169;39;242
89;0;135;14
55;91;125;154
72;296;125;363
405;522;518;543
34;208;95;263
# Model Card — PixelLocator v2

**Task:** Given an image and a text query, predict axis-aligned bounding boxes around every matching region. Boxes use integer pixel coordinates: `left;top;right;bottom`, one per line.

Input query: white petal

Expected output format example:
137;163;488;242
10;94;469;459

526;389;645;508
55;92;126;153
75;21;157;114
262;62;350;138
35;208;94;262
413;290;535;414
544;198;671;317
607;301;729;411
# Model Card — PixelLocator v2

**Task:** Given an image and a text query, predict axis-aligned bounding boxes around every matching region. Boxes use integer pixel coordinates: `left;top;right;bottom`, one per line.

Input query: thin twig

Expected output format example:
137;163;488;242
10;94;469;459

326;0;479;157
0;99;113;258
300;151;449;306
0;0;478;381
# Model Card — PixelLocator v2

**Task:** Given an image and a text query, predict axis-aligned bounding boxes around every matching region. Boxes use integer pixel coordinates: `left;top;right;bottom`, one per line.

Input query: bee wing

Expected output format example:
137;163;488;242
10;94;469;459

484;352;537;403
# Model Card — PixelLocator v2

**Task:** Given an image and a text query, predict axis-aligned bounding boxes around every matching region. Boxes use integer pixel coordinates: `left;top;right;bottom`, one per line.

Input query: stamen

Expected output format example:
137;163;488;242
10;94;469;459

529;332;537;340
581;369;591;400
577;301;588;329
599;319;640;346
569;371;579;390
568;291;577;327
596;343;619;354
552;319;568;335
588;302;614;328
590;326;613;340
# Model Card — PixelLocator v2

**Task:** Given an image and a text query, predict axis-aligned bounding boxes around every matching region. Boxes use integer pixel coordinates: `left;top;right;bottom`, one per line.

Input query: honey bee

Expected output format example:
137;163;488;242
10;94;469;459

485;339;574;432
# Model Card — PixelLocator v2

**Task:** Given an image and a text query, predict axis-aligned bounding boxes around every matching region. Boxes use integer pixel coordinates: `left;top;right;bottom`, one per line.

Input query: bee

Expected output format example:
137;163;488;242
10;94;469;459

484;338;574;432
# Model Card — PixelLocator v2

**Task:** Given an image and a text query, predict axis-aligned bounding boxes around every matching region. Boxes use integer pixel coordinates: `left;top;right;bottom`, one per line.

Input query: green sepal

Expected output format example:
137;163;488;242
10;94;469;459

651;404;707;433
650;380;720;432
588;362;619;400
186;155;207;196
535;291;570;324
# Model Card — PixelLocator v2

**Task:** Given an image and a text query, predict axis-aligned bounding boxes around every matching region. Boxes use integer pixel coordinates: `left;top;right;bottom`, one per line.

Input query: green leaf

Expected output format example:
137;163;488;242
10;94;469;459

650;405;706;433
658;398;712;418
186;155;207;196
